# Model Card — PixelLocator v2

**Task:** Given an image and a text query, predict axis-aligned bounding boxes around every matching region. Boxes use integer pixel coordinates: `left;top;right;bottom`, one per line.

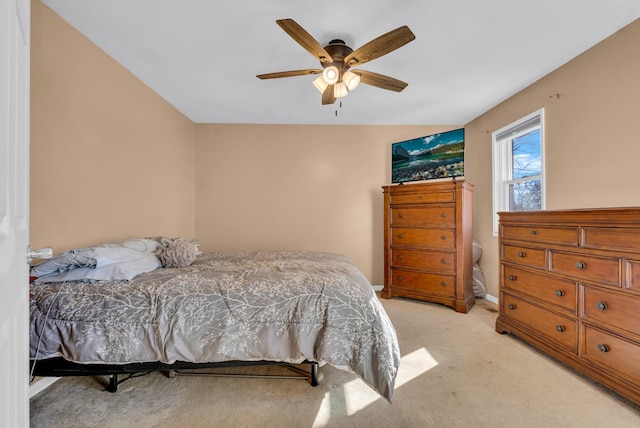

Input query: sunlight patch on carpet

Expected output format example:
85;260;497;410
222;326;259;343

395;346;439;388
312;347;438;425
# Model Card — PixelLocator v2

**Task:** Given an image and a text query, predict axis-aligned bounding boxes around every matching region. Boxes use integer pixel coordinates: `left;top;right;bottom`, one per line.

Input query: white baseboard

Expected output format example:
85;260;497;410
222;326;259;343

374;285;498;306
29;377;60;398
485;294;498;304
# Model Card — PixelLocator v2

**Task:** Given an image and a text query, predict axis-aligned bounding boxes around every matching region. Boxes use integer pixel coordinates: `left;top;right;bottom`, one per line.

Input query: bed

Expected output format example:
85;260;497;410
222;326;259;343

29;248;400;401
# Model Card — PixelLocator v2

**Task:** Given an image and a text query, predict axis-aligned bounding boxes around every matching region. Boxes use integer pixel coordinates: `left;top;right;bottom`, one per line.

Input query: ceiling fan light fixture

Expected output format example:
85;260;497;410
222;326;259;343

322;66;339;85
334;81;349;98
343;71;360;91
312;75;329;93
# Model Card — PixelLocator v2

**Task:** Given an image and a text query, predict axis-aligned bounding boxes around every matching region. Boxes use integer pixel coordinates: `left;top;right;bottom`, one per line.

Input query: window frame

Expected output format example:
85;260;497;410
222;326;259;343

492;109;545;236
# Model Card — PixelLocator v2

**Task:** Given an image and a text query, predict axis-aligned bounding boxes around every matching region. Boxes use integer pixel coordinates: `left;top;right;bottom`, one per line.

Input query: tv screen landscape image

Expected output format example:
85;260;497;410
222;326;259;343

391;128;465;184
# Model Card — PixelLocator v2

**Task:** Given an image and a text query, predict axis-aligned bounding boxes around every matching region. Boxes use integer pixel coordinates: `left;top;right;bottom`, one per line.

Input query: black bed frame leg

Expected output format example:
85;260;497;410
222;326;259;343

108;374;118;392
310;363;318;387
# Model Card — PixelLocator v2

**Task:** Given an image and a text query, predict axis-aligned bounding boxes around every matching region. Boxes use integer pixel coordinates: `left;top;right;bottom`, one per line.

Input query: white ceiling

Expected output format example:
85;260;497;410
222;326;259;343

42;0;639;125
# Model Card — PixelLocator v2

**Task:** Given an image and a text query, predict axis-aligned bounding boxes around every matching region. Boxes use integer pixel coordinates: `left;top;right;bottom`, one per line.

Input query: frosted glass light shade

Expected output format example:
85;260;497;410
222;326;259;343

322;66;339;85
343;71;360;91
334;82;349;98
313;75;329;93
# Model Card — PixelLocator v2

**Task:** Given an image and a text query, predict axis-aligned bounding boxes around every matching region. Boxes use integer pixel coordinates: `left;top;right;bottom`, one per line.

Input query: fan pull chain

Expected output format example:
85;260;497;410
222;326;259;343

335;101;343;117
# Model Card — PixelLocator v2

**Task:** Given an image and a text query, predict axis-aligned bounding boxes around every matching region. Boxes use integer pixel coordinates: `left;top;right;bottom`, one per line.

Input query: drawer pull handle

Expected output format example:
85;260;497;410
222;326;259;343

440;235;447;240
440;258;447;264
530;230;537;235
397;234;403;239
440;281;447;287
596;301;607;311
397;213;403;219
508;275;516;281
440;213;447;218
397;276;404;281
518;251;526;258
598;344;609;353
555;290;565;297
418;196;423;200
397;255;403;260
508;304;516;310
555;325;565;333
576;261;586;269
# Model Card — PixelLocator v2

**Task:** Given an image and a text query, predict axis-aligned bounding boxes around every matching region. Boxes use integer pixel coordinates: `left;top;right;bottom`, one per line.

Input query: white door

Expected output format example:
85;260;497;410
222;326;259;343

0;0;30;426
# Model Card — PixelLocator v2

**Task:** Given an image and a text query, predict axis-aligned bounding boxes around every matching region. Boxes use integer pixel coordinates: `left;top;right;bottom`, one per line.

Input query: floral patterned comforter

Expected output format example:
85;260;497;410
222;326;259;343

30;251;400;401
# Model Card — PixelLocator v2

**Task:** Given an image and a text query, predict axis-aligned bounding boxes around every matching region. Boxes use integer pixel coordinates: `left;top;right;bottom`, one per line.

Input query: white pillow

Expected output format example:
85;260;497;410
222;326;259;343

32;238;162;282
34;252;160;283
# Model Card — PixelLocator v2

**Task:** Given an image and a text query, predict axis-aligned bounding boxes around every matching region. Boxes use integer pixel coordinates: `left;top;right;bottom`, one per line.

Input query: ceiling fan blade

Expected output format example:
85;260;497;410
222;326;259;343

354;70;408;92
276;19;334;63
257;69;322;79
344;26;415;67
322;85;336;105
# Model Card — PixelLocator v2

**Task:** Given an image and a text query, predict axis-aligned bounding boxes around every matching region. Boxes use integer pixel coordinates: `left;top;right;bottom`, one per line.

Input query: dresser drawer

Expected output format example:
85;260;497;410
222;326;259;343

583;286;640;336
391;228;455;249
391;269;454;295
549;251;620;286
582;227;640;252
502;294;577;352
503;266;577;312
391;249;455;274
391;191;455;204
391;207;455;227
502;245;546;269
501;224;579;246
583;325;640;385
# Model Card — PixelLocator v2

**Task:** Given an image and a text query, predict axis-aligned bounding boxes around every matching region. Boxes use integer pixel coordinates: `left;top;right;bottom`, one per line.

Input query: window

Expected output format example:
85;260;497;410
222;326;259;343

492;109;545;236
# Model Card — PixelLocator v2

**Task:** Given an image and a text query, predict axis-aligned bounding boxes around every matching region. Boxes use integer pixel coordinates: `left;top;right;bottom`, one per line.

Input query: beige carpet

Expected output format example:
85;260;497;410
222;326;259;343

30;297;640;427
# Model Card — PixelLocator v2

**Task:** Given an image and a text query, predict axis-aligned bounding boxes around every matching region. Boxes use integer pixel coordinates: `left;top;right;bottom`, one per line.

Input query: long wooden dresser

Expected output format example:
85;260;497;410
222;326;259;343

496;208;640;406
381;180;474;313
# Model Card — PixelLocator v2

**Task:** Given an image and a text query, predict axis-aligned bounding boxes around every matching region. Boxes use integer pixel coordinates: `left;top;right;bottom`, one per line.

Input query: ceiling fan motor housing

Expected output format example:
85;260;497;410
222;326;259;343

322;40;354;73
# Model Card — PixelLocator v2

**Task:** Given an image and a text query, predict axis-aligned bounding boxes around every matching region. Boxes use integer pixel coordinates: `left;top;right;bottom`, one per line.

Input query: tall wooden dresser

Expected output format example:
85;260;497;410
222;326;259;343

381;180;474;313
496;208;640;406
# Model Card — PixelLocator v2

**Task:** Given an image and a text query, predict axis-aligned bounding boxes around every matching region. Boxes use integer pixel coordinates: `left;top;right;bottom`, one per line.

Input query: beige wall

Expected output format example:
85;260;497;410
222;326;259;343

194;124;458;285
30;0;196;252
465;18;640;298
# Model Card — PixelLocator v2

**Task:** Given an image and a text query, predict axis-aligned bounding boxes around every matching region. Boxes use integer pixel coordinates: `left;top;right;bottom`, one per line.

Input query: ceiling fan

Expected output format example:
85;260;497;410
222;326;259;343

256;19;416;105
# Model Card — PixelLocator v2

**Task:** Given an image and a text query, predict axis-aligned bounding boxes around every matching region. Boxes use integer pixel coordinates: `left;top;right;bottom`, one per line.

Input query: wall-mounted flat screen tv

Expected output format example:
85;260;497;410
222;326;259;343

391;128;465;184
